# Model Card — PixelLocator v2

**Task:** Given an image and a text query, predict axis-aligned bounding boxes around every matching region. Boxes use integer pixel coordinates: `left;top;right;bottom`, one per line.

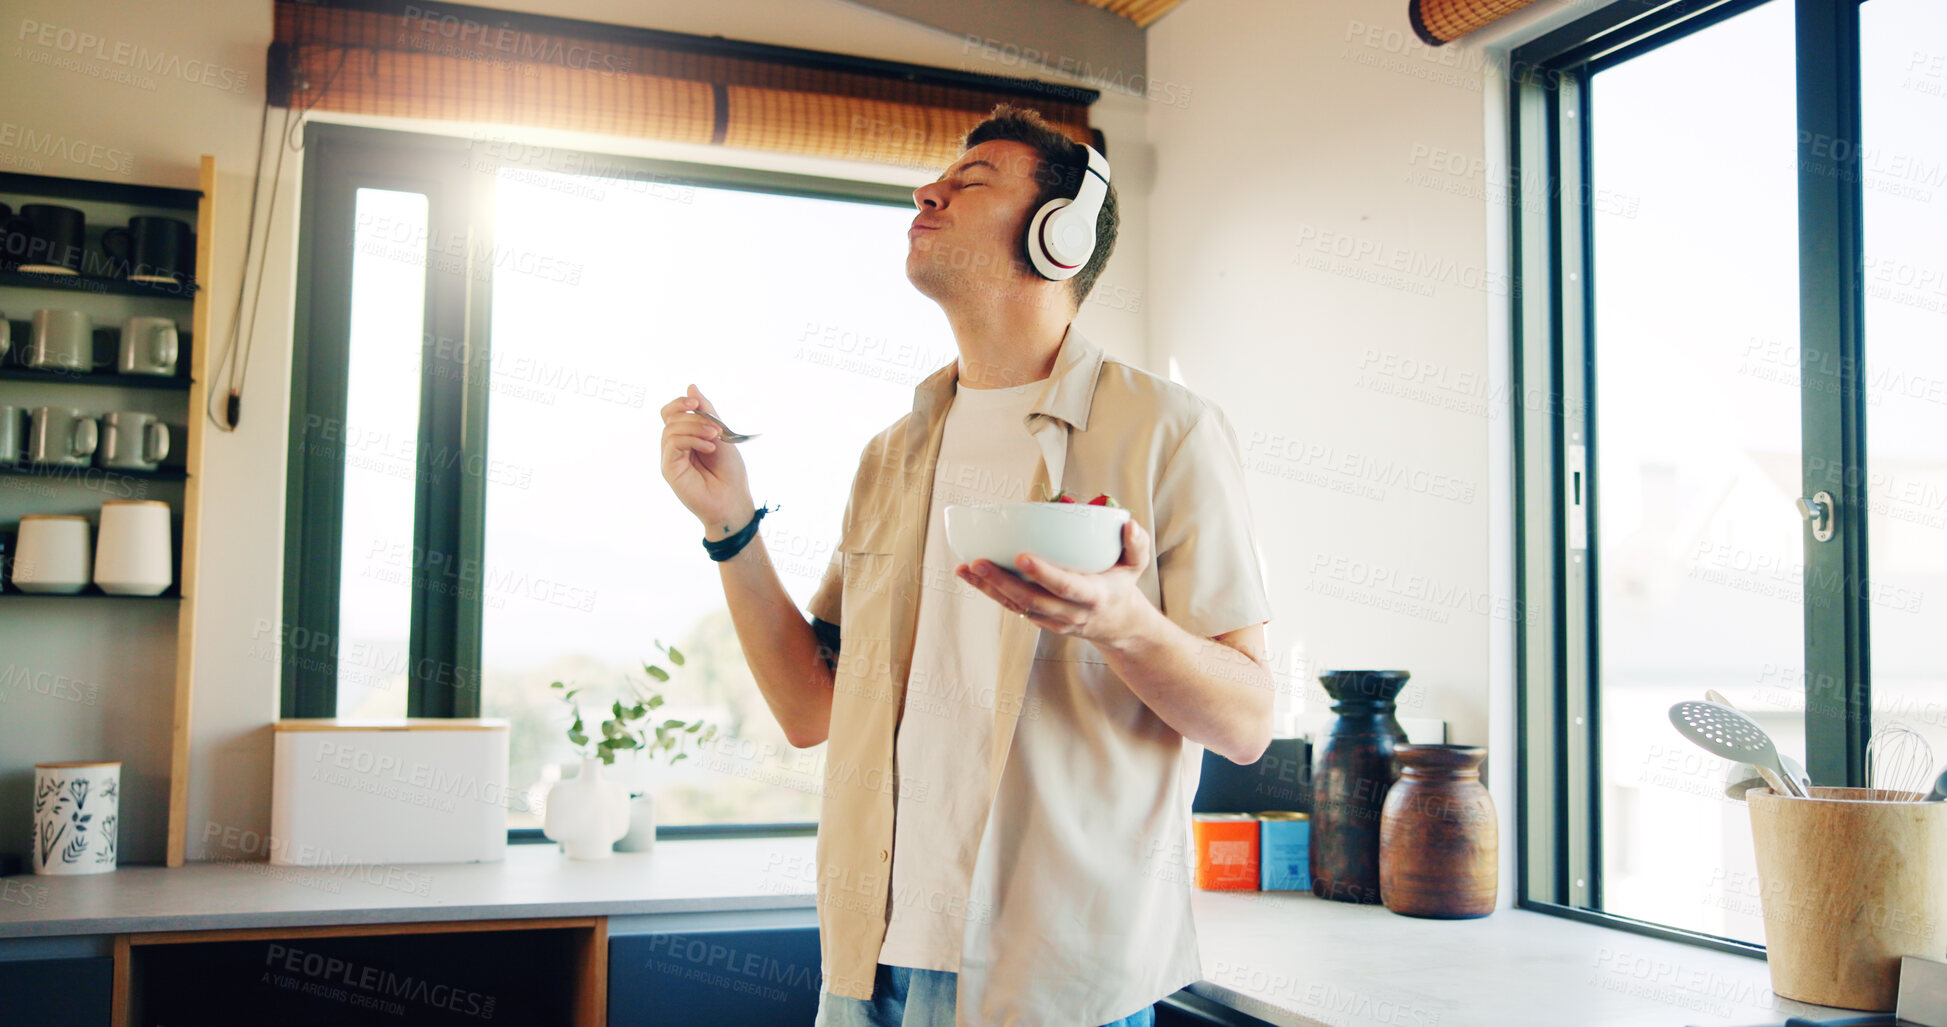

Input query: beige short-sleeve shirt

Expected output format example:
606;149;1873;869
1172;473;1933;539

805;324;1273;1024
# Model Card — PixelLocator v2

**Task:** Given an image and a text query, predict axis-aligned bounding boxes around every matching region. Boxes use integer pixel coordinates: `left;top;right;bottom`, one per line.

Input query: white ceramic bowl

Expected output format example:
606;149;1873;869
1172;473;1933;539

944;501;1131;575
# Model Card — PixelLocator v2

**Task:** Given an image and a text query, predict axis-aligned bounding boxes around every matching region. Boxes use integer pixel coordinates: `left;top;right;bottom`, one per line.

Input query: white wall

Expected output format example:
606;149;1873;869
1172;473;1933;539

0;0;1151;861
1149;0;1498;739
1145;0;1603;910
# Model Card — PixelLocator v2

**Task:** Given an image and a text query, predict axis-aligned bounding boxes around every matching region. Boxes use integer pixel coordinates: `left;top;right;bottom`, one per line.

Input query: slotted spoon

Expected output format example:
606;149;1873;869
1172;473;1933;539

1668;700;1809;798
1705;690;1812;799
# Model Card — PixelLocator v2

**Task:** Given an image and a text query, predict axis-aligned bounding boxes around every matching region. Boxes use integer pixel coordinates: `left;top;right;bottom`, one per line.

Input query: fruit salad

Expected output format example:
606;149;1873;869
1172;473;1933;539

1039;484;1121;508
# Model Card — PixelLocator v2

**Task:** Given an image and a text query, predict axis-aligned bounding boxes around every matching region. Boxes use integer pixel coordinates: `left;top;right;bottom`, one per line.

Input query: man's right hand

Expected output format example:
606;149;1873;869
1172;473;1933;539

660;384;755;539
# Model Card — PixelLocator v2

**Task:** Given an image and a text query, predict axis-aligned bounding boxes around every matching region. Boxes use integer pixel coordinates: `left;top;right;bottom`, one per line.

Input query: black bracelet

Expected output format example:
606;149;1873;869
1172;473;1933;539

704;504;775;562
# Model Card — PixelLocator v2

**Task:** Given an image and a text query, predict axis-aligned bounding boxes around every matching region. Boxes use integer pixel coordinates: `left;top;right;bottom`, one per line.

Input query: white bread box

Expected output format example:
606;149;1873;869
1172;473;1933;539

270;718;509;866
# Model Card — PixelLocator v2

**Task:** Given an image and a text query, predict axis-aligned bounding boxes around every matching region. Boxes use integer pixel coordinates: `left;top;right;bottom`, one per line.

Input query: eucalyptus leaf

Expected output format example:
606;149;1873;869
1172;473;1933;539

646;665;670;683
672;752;688;763
669;647;685;666
647;695;665;709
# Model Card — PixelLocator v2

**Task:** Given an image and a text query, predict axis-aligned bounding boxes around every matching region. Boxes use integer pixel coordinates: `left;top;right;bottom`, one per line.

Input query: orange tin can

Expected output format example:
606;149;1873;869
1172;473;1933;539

1193;813;1260;890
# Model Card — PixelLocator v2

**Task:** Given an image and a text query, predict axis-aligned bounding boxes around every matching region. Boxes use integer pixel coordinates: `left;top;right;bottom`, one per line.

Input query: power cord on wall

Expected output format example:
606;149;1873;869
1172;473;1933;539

207;46;345;432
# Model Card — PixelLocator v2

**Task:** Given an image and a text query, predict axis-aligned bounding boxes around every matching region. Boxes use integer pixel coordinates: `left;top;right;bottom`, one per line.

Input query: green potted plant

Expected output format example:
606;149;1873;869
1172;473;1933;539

542;641;717;858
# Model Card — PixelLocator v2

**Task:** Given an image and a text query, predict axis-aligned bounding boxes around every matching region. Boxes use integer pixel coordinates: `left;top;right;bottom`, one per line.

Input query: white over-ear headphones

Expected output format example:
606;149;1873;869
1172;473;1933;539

1026;142;1111;281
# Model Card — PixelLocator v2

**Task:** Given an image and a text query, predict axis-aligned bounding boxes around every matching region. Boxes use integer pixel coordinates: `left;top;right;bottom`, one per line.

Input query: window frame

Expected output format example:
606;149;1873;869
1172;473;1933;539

284;121;918;837
1510;0;1873;956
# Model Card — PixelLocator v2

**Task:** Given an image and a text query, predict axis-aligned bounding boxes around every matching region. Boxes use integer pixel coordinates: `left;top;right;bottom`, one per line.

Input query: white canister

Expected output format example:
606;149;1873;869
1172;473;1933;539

94;500;172;596
13;515;92;594
33;761;120;874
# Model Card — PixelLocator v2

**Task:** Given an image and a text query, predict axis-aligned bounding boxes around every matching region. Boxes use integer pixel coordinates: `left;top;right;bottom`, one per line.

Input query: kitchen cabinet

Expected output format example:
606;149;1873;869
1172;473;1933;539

0;954;113;1026
608;923;821;1024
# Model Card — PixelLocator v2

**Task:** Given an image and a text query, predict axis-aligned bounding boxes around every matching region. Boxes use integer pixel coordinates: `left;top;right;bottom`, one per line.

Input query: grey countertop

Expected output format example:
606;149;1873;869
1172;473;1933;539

1189;889;1847;1027
2;839;1853;1026
0;837;817;938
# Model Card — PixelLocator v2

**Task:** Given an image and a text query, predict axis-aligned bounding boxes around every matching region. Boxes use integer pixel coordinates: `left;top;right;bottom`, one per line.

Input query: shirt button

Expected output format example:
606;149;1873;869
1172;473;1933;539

878;849;889;862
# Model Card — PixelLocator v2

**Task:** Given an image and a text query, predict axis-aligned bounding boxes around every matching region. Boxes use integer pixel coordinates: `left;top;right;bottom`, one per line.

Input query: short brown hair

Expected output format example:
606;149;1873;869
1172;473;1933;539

963;103;1120;308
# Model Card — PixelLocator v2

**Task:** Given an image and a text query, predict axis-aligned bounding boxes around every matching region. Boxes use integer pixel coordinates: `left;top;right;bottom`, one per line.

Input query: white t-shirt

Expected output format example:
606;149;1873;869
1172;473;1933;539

877;377;1041;972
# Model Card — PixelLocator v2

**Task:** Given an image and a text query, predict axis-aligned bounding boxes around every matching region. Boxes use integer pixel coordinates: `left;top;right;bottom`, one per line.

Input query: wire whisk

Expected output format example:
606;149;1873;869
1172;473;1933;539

1867;722;1936;798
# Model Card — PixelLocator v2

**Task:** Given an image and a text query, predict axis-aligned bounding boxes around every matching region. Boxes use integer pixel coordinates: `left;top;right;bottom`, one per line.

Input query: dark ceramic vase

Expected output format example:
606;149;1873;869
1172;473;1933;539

1379;744;1498;919
1309;670;1410;904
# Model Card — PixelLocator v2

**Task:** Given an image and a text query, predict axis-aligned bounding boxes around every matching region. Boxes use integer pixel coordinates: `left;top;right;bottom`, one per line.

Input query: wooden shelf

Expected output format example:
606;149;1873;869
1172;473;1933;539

0;170;200;210
0;585;182;599
0;367;193;391
0;157;214;869
0;463;187;482
0;269;197;299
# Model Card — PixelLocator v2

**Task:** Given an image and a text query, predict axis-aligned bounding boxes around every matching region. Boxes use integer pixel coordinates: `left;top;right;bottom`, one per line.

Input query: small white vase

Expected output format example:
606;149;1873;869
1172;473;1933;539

614;791;657;853
542;757;630;860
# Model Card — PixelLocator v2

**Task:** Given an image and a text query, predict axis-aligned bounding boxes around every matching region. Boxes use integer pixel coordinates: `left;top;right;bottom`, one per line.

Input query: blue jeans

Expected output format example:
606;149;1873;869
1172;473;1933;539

815;964;1157;1027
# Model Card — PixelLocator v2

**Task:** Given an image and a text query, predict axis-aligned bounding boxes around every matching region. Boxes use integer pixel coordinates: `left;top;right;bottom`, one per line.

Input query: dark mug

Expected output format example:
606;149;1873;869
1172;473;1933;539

102;216;194;284
2;203;87;275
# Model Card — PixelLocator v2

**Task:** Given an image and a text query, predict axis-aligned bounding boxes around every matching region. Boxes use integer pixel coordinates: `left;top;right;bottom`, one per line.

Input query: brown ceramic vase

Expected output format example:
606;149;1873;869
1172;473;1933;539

1309;670;1410;904
1378;744;1497;919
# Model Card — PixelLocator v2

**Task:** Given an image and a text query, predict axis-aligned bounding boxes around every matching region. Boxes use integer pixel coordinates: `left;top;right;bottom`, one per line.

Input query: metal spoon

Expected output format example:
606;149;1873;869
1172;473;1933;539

1668;700;1809;798
693;409;758;444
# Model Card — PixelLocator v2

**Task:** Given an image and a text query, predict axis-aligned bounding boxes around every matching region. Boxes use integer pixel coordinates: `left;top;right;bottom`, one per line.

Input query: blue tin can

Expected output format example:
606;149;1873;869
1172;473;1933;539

1259;811;1311;891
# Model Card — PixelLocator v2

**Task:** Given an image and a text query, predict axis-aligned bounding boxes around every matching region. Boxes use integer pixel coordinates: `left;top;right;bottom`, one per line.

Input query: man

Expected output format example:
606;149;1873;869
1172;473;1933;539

659;103;1274;1026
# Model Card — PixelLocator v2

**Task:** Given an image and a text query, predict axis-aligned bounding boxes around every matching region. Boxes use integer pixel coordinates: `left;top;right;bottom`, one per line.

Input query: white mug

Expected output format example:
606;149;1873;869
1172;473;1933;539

95;500;172;596
118;316;178;376
0;405;24;466
33;761;120;875
97;412;170;472
28;407;98;467
13;515;92;594
27;309;91;372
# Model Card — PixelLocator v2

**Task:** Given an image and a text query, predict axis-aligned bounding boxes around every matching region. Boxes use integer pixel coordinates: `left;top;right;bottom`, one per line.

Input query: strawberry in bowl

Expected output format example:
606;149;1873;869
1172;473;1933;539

944;487;1131;575
1048;488;1122;508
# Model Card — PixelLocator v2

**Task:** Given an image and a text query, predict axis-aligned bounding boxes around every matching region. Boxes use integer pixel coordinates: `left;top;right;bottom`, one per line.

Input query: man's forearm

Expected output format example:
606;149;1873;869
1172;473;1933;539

713;519;835;748
1094;605;1273;765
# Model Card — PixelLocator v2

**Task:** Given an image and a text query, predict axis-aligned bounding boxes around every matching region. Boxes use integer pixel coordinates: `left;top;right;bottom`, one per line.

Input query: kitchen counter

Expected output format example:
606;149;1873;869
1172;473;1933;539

1189;889;1851;1027
2;839;1857;1026
0;836;818;938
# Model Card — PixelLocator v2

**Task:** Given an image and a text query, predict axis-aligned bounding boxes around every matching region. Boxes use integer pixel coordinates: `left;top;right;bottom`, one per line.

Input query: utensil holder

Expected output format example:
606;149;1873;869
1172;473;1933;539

1748;786;1947;1011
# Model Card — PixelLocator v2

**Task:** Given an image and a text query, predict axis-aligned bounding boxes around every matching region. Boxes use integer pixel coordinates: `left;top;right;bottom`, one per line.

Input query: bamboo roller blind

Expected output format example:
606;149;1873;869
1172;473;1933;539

1068;0;1188;29
1407;0;1544;45
272;1;1097;171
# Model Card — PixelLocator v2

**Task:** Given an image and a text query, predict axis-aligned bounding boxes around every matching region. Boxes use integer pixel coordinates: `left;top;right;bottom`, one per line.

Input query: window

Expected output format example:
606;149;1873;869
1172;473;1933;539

1512;0;1946;952
287;124;953;831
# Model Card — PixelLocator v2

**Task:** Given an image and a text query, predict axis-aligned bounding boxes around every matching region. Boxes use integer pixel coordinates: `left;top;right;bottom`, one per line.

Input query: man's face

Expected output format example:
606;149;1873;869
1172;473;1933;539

906;140;1047;301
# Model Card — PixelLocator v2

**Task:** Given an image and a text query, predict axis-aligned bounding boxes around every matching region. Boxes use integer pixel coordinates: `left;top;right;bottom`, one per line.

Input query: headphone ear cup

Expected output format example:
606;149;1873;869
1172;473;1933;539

1026;197;1093;281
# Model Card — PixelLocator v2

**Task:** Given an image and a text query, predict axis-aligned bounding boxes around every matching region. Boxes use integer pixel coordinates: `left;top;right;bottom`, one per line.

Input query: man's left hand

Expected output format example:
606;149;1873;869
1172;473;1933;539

955;516;1156;647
